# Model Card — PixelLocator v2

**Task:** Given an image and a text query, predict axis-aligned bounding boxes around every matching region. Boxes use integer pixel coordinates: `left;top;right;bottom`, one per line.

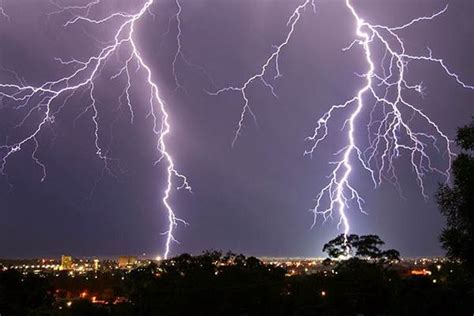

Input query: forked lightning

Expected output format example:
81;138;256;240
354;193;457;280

0;0;190;258
213;0;473;244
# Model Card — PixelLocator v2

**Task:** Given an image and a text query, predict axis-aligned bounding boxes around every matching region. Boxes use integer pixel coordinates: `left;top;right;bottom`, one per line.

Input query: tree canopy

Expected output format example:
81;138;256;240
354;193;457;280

437;119;474;272
323;234;400;263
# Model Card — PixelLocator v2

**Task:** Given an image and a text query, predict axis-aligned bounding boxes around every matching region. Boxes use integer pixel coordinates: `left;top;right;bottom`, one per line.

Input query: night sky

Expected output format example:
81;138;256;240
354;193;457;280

0;0;473;259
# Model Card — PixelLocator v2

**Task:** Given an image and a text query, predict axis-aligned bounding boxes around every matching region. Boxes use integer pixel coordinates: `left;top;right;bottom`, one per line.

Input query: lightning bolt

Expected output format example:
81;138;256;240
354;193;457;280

169;0;217;92
210;0;316;147
171;0;184;90
0;0;190;259
306;0;473;237
0;8;8;22
213;0;473;243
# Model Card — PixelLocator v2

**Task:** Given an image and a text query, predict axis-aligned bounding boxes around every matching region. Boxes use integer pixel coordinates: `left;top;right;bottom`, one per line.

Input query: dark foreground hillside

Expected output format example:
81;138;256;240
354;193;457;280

1;251;473;316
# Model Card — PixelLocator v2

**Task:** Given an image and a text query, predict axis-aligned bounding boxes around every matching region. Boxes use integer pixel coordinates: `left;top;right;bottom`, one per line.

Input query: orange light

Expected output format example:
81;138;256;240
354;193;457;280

410;269;432;276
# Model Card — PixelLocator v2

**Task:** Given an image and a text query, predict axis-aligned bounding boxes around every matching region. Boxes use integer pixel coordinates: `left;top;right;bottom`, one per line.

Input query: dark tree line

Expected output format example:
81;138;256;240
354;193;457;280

1;246;473;316
437;119;474;273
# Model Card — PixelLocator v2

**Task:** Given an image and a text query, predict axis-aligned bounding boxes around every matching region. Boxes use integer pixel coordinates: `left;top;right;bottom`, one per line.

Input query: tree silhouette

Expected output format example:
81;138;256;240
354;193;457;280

379;249;401;263
354;234;385;259
0;270;54;315
122;251;287;315
322;234;359;258
437;119;474;272
323;234;400;263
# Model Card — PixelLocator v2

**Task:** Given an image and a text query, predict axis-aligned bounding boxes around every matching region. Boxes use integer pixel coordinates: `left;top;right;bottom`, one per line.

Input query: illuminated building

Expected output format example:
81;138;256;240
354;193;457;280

60;255;73;270
118;256;138;268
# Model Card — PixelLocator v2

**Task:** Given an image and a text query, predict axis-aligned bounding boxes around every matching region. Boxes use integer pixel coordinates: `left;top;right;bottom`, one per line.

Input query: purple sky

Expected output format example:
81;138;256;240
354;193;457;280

0;0;473;258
